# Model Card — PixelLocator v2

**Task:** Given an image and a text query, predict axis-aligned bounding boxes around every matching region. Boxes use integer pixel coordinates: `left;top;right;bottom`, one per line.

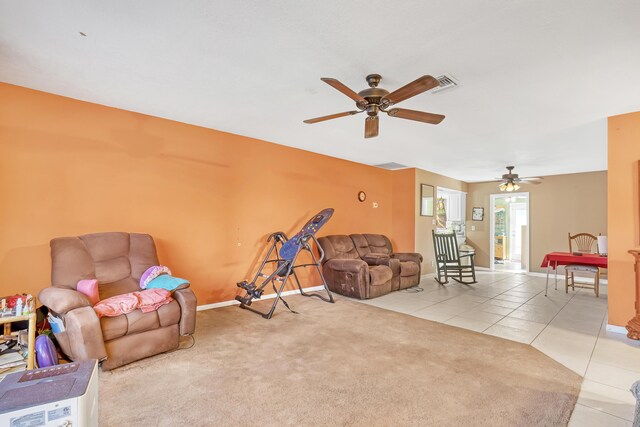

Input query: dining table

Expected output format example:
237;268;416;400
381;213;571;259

540;252;608;296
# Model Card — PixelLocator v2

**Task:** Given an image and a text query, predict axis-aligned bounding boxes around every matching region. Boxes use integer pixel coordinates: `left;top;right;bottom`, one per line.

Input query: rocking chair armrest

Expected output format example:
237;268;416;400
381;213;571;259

459;252;475;259
392;252;424;263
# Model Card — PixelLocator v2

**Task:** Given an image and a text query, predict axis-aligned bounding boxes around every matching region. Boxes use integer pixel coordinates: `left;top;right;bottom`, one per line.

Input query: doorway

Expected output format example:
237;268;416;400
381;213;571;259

490;193;530;273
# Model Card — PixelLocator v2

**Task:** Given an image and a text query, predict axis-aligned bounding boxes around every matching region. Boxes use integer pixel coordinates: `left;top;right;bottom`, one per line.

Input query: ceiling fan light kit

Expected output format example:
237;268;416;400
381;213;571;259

304;74;445;139
499;182;520;192
495;166;543;192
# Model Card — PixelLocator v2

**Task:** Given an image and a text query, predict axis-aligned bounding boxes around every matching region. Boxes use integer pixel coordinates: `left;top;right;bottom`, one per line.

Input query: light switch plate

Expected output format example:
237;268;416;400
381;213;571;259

471;225;476;231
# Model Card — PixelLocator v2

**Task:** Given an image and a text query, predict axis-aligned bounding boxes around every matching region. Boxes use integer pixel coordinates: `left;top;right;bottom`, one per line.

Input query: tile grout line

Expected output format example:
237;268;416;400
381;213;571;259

573;403;634;423
527;285;582;346
581;311;615;388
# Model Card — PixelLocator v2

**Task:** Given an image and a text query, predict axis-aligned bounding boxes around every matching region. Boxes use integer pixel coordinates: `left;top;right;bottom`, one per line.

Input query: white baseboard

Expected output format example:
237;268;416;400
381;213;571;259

527;271;608;285
606;324;628;335
197;285;326;311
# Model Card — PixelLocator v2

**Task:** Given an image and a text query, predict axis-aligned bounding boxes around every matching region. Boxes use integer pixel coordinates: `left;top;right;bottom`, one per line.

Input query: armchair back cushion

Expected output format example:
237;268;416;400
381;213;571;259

51;232;159;300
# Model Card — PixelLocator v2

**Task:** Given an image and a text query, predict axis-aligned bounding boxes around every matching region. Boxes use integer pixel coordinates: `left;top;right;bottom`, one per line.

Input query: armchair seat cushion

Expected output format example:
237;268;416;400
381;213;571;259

100;300;181;341
369;265;393;286
399;261;420;277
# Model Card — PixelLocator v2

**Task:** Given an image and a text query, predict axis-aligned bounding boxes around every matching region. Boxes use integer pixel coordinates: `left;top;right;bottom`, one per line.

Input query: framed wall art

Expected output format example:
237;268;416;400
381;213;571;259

472;207;484;221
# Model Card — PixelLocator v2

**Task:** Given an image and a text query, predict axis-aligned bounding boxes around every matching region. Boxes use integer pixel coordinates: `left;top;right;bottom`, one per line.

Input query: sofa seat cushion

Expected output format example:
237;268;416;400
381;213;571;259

369;265;393;286
100;300;181;341
400;261;420;277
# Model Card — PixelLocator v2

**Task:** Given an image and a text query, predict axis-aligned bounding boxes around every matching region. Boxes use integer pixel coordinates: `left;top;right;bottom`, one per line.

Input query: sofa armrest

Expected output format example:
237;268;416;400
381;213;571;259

361;254;390;266
323;258;369;299
362;255;400;277
39;287;91;315
392;252;424;263
173;288;197;336
324;258;368;274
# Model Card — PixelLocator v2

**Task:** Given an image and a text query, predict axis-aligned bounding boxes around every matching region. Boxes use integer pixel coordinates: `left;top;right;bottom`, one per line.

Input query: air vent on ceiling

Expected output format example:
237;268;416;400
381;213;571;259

431;73;460;93
373;162;409;170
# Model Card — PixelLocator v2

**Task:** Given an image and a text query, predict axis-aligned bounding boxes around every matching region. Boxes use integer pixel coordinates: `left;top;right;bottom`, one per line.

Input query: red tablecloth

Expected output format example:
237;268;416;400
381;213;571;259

540;252;608;269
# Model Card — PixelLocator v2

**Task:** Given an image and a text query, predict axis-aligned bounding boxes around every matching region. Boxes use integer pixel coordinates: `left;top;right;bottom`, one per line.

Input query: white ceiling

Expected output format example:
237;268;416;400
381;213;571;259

1;1;639;181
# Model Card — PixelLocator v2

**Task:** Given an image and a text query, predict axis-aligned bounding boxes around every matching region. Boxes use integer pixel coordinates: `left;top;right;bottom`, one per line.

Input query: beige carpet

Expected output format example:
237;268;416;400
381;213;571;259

99;295;581;426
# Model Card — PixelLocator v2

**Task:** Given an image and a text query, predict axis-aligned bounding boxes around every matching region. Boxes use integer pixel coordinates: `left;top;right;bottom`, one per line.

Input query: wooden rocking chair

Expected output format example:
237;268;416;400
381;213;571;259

432;231;477;285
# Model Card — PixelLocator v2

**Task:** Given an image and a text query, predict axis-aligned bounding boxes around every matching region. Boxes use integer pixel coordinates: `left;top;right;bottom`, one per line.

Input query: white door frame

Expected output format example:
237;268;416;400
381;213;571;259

509;202;527;261
489;192;530;273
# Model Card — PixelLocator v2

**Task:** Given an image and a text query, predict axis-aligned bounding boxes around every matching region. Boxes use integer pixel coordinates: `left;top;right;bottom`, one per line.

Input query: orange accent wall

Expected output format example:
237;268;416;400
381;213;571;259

0;83;406;305
608;112;640;326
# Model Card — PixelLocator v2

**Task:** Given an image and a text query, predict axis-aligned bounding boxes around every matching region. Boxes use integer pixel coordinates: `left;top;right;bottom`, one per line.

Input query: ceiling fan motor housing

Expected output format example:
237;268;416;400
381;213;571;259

358;86;390;116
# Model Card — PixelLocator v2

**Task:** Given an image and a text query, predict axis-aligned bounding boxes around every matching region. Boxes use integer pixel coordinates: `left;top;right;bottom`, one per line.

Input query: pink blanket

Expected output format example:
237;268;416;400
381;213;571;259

94;289;173;318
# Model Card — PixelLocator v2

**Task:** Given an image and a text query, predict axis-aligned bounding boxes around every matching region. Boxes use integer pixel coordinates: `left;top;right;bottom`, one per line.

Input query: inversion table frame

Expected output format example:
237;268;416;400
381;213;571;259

236;230;334;319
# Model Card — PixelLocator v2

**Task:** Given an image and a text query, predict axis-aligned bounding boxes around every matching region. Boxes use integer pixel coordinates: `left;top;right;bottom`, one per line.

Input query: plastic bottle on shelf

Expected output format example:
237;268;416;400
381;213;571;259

15;298;23;317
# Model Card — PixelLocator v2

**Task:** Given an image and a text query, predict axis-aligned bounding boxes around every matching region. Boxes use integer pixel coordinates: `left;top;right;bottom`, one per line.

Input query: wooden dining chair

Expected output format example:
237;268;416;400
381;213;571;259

566;232;600;297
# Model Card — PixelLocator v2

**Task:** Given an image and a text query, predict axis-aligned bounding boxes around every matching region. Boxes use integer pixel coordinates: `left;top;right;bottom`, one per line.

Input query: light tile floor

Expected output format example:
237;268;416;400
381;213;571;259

358;271;640;426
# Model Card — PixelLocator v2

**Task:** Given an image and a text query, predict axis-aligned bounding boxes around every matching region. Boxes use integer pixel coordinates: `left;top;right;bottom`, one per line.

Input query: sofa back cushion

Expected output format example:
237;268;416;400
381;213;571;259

317;235;360;262
363;234;393;255
349;234;372;258
51;232;159;300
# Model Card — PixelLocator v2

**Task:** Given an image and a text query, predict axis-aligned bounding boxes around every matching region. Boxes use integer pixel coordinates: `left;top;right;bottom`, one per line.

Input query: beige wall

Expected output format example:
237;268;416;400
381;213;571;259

466;171;607;273
414;168;468;274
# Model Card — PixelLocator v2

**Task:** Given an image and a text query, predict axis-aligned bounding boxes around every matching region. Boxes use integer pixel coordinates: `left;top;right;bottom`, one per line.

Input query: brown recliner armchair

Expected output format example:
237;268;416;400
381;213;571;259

350;234;423;290
38;232;197;370
317;235;394;299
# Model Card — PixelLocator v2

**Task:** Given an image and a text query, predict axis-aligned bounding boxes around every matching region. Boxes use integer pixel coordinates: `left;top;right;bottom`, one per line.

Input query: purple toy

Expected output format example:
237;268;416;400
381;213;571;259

35;334;58;368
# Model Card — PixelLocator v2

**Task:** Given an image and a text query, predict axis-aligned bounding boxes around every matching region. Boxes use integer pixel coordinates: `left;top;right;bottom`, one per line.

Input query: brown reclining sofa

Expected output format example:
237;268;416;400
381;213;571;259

317;233;423;299
38;232;197;370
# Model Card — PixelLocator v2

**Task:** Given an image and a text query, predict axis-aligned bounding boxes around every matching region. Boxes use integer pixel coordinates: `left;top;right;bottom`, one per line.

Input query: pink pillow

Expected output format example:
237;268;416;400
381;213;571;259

77;279;100;305
138;289;173;313
93;293;139;318
93;289;173;318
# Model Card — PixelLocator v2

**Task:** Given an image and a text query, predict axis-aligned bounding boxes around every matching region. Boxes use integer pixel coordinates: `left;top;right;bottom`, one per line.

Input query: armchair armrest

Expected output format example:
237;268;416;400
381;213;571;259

39;287;91;315
173;288;197;336
392;252;424;263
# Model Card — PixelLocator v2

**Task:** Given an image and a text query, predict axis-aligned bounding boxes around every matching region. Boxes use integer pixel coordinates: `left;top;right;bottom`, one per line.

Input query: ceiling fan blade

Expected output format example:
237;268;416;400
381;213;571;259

365;116;379;138
320;78;367;105
387;108;445;124
303;110;360;124
382;75;439;106
520;177;543;184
